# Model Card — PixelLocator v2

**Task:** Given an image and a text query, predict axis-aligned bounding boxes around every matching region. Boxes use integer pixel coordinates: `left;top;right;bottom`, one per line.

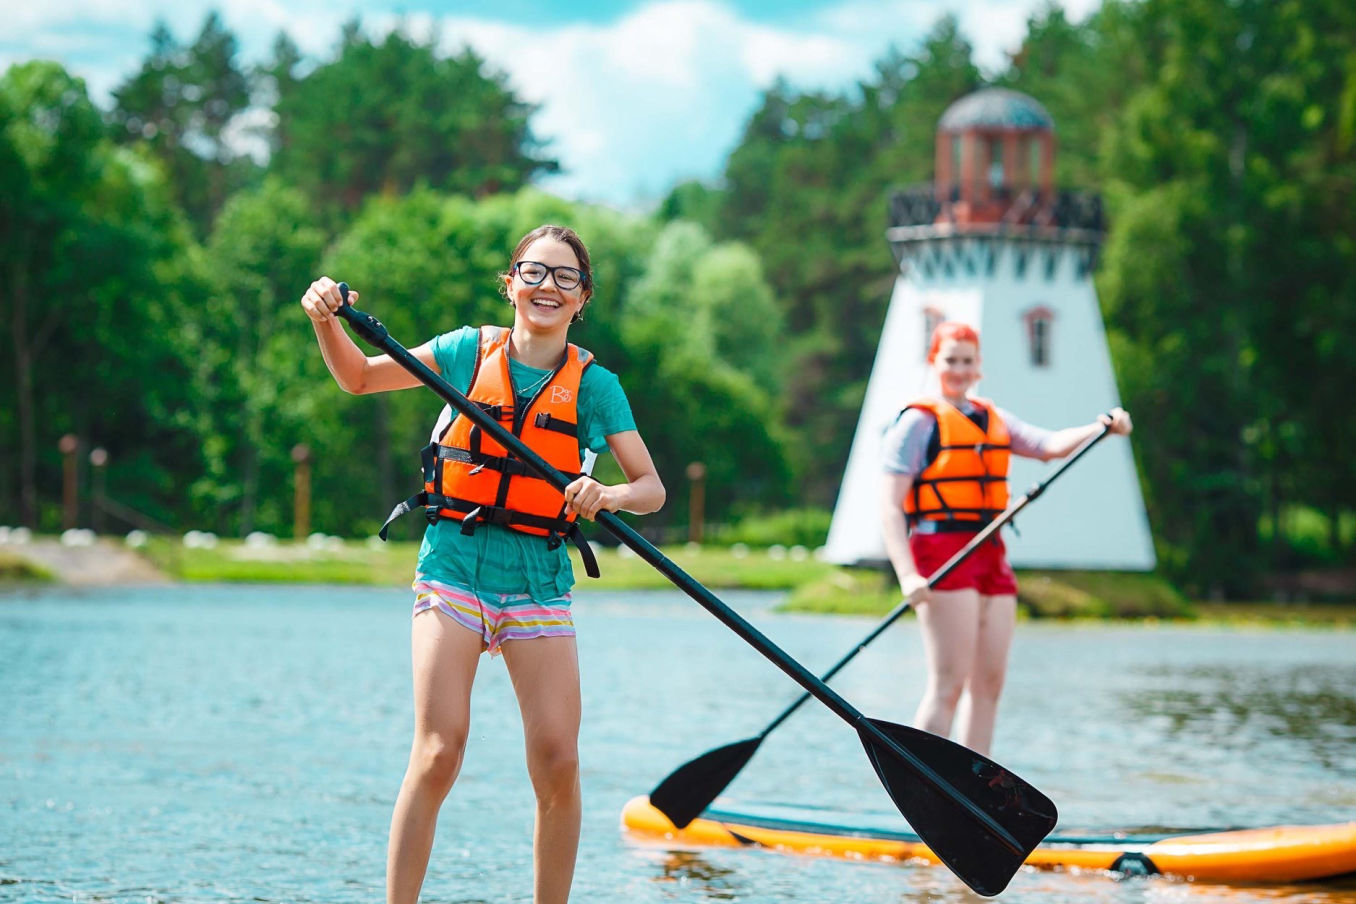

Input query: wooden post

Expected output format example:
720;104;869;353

59;434;79;530
685;461;706;544
89;447;108;534
291;444;312;541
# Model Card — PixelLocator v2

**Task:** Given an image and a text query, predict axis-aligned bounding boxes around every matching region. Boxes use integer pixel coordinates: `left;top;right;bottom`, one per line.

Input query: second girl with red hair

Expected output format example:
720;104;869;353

880;320;1132;756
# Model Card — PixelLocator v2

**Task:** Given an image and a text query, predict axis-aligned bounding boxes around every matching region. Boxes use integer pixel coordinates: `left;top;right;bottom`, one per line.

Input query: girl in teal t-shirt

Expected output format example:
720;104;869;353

300;225;665;904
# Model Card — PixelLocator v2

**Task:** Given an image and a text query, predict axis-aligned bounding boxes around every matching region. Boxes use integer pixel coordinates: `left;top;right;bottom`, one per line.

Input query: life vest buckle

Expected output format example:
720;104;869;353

458;506;482;535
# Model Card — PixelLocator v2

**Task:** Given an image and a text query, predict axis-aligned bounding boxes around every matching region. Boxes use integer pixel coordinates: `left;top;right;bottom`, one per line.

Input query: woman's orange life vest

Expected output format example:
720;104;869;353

902;397;1011;529
379;326;600;577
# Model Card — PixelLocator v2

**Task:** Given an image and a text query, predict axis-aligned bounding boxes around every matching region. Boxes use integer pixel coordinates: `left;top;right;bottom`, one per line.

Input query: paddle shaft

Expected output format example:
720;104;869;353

334;294;1021;853
758;422;1113;738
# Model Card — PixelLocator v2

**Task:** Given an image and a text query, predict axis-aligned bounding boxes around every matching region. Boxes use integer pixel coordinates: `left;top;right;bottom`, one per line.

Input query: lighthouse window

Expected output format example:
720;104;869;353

988;138;1004;188
1031;318;1050;366
1024;307;1054;367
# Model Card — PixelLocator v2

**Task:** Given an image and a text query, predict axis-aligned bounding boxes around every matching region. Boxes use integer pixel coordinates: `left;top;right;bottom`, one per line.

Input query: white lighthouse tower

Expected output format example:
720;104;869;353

825;87;1155;570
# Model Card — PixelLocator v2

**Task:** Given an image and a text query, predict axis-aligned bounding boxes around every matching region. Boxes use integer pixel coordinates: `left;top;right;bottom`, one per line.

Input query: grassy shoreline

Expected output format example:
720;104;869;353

137;537;835;590
0;549;53;582
4;537;1352;627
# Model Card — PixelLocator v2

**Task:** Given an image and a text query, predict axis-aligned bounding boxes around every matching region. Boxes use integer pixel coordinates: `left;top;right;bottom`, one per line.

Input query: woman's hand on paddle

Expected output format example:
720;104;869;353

301;277;358;324
563;475;619;521
1098;407;1133;436
898;571;930;603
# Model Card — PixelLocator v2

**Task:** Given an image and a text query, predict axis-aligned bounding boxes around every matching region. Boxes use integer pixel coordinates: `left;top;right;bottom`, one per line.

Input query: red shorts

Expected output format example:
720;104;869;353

909;531;1019;596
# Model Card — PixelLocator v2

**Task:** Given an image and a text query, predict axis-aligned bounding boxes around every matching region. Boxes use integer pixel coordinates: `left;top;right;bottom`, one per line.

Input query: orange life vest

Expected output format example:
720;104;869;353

379;326;600;577
902;397;1011;530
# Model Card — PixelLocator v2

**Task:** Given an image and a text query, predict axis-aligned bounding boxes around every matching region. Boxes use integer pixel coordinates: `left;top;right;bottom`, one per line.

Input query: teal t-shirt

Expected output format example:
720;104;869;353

414;326;637;599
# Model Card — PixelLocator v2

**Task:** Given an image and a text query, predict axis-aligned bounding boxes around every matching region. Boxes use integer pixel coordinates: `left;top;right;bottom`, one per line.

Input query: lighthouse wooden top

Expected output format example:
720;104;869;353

935;87;1056;227
887;87;1102;248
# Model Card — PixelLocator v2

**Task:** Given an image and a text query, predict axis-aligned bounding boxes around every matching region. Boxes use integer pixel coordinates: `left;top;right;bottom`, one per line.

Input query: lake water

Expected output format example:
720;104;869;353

1;584;1354;903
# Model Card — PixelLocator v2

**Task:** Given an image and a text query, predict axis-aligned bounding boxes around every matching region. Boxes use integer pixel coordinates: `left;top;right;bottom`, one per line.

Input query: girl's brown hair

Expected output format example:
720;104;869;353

501;224;594;321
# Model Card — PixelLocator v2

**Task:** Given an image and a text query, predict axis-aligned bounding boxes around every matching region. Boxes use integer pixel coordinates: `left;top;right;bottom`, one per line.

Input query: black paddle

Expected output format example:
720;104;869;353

648;424;1113;831
333;287;1057;896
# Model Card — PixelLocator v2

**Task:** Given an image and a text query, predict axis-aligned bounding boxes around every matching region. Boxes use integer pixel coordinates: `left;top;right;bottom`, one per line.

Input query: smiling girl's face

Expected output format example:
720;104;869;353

505;237;589;333
932;337;981;401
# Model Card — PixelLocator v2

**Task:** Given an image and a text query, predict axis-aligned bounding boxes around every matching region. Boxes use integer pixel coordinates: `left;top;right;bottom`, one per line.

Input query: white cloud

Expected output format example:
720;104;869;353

4;0;1103;208
412;1;876;205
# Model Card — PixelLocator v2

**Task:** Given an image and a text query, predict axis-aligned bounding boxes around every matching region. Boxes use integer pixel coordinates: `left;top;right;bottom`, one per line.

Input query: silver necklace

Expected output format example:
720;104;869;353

518;367;553;398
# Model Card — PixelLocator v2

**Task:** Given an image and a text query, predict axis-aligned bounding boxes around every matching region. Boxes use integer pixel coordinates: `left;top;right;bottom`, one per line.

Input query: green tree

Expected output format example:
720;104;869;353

627;221;785;397
108;13;257;234
1099;0;1356;591
0;61;197;529
258;33;303;156
620;222;791;525
657;179;723;233
197;178;327;535
271;23;555;213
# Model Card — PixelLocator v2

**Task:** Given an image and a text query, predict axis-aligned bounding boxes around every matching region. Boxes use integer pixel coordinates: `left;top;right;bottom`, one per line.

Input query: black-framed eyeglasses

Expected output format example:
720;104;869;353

513;261;588;292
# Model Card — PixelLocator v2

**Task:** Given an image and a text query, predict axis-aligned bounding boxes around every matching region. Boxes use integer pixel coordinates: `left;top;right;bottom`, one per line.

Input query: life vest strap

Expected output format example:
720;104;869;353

937;441;1011;453
433;444;545;479
533;412;578;437
907;510;1004;531
473;400;515;422
917;474;1009;485
439;498;567;533
442;497;601;579
378;493;601;579
378;492;435;541
909;520;992;535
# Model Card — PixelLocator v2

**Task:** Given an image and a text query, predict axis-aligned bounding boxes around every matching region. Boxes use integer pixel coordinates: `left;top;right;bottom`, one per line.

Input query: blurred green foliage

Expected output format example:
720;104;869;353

715;507;834;549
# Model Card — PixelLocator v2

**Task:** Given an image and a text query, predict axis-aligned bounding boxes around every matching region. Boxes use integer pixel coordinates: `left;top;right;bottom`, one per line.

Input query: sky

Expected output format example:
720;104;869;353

3;0;1100;208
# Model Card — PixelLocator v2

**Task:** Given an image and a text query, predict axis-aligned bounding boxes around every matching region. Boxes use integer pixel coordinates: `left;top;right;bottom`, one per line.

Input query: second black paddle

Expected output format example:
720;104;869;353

650;426;1111;833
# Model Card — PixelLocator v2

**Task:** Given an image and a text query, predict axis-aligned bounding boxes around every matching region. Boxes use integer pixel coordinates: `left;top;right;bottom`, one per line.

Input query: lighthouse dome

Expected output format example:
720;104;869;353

939;88;1053;132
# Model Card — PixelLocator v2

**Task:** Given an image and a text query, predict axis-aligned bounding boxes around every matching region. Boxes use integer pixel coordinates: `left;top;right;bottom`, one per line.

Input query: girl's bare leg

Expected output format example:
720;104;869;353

912;588;980;739
387;610;483;904
502;636;582;904
955;593;1016;757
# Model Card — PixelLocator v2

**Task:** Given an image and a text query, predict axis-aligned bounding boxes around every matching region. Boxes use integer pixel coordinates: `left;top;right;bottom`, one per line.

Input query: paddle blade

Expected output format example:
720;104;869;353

648;737;762;830
859;718;1057;896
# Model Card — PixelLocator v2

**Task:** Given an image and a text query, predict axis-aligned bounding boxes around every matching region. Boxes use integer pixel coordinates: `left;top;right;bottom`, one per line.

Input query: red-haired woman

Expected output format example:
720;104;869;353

880;321;1131;756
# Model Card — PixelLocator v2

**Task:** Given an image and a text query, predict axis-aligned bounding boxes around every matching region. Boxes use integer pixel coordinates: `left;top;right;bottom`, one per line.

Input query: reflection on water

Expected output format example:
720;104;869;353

1;586;1353;903
1122;664;1356;770
649;850;742;900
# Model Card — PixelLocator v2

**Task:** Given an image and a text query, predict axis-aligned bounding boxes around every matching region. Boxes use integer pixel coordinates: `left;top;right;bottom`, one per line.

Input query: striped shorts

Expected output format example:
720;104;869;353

412;576;575;656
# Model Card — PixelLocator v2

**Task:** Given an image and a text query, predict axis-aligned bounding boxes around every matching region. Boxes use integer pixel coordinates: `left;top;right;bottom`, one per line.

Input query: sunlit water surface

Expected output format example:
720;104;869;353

2;584;1353;903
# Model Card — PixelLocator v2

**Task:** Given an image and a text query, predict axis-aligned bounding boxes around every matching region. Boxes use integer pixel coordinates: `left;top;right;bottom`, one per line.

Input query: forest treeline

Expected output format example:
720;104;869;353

3;1;1354;596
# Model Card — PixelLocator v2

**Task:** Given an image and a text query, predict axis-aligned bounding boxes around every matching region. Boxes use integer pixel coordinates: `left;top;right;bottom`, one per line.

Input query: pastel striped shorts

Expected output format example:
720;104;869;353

412;576;575;656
